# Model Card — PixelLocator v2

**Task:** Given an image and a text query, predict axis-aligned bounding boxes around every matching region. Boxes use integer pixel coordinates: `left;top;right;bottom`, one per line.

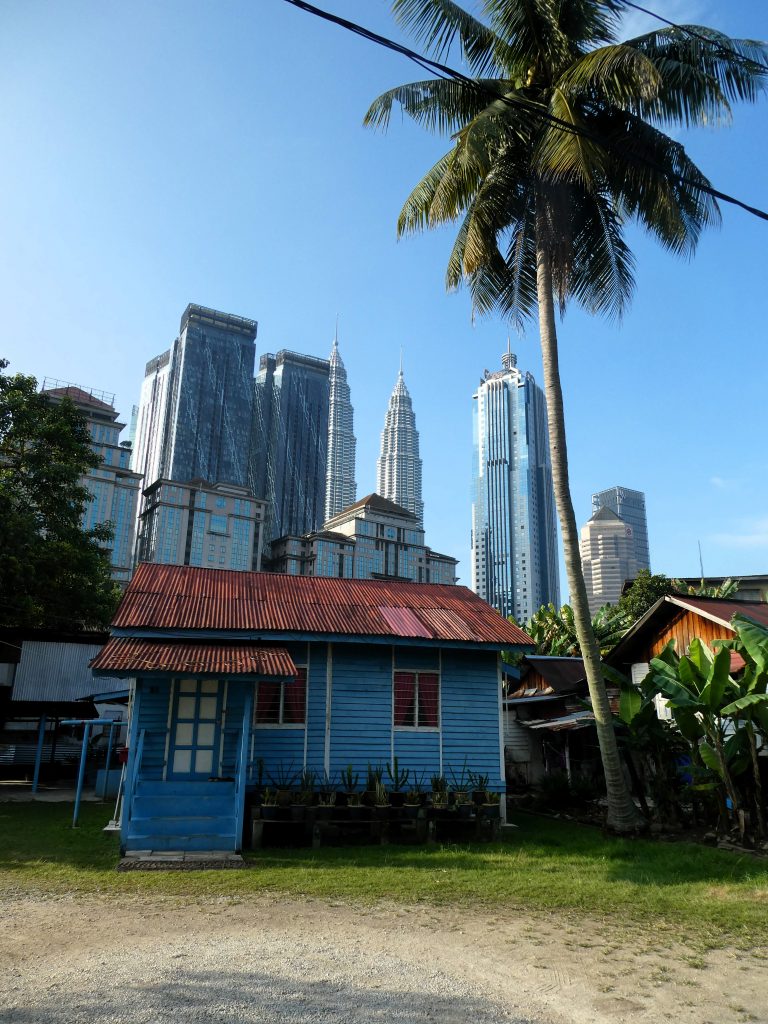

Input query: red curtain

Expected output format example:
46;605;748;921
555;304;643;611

394;672;416;726
283;668;307;724
256;681;280;723
418;673;439;727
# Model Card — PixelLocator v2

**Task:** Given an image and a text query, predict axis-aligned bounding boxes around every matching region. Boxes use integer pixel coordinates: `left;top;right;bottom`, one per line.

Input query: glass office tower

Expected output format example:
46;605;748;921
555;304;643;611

251;349;330;544
591;485;650;571
471;350;560;623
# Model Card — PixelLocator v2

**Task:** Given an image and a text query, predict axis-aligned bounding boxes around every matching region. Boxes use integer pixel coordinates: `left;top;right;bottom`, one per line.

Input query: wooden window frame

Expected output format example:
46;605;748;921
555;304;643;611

254;667;307;728
393;669;440;732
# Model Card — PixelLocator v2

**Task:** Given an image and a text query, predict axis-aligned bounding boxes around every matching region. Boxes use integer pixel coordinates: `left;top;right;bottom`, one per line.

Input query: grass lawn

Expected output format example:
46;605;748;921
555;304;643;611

1;801;767;947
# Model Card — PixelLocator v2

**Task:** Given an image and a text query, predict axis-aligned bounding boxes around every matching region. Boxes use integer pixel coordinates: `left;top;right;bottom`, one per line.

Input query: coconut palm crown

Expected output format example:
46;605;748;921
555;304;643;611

365;0;767;832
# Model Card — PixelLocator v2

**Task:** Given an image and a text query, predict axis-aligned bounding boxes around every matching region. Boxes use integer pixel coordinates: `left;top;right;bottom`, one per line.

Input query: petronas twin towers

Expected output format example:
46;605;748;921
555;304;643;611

325;339;423;526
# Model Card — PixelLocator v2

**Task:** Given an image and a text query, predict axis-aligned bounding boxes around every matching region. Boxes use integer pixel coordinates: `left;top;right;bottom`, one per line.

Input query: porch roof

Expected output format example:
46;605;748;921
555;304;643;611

90;638;297;679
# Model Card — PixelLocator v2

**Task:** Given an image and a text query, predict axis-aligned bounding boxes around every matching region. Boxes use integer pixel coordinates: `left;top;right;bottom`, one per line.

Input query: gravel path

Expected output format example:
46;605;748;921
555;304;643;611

2;895;767;1024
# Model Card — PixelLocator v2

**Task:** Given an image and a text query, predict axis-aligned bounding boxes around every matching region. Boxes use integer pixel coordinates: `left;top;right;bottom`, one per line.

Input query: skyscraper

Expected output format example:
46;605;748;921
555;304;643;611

376;364;423;525
471;350;559;623
324;331;356;521
251;349;330;544
41;380;143;585
580;506;638;614
132;305;257;492
591;485;650;570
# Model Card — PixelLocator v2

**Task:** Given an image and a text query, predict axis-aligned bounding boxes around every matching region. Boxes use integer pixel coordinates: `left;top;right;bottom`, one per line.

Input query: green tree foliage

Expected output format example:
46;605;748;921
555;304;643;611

619;570;677;621
0;361;120;629
526;602;630;657
366;0;766;832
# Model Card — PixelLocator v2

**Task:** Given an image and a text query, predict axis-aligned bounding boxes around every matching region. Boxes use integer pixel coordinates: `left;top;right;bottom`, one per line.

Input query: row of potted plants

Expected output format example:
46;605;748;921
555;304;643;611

252;758;502;821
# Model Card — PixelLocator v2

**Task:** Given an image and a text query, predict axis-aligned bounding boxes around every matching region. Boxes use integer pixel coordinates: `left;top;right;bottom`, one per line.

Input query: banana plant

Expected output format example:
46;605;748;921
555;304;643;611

717;615;768;838
647;639;745;832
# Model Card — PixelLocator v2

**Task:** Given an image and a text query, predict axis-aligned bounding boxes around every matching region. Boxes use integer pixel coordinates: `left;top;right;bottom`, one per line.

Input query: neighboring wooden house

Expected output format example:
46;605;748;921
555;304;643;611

607;595;768;684
503;656;595;786
91;563;532;855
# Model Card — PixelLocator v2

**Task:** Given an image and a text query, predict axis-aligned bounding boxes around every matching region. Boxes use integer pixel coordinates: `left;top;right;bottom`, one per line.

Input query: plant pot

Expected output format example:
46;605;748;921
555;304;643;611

363;789;377;807
481;804;500;820
450;791;468;807
335;791;349;808
389;791;406;808
402;804;420;820
458;803;474;819
291;804;307;822
276;788;292;807
315;805;334;822
348;804;367;821
472;790;486;805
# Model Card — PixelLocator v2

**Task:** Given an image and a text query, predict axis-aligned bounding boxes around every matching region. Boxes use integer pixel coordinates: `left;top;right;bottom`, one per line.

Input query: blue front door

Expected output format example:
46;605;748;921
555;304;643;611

168;679;223;779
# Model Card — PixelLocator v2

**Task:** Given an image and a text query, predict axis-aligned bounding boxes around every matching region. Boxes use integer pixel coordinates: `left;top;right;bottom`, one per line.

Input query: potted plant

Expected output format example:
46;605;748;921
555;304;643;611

315;790;336;822
374;778;389;819
338;763;359;807
259;788;280;821
448;759;470;808
430;773;447;804
481;790;501;820
292;769;316;822
364;763;383;807
469;771;490;806
386;757;410;808
403;788;422;820
268;762;298;807
347;790;367;821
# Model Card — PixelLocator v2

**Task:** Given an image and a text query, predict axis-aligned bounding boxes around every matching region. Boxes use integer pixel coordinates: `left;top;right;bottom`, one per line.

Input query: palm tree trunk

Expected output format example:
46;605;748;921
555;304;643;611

746;721;765;839
535;215;644;834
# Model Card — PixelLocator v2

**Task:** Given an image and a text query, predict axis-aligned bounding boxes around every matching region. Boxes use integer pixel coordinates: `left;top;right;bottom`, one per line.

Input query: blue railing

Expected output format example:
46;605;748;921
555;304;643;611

233;689;253;852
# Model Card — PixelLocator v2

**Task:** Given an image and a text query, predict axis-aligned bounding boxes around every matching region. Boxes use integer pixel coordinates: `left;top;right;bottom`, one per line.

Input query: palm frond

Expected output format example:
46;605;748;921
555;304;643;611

558;43;661;103
534;87;608;186
566;189;636;319
363;78;508;133
392;0;511;75
626;26;768;127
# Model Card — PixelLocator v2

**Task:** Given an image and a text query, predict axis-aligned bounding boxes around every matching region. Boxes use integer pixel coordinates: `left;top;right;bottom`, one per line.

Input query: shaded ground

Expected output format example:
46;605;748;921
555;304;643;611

2;894;767;1024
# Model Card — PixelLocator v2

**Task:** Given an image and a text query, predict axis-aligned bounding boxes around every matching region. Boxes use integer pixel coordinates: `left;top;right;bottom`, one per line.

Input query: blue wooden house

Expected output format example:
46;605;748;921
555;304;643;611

91;563;532;854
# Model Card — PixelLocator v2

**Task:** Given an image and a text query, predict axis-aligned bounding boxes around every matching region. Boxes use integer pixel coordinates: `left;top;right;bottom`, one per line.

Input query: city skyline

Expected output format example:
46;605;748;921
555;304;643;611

5;1;767;593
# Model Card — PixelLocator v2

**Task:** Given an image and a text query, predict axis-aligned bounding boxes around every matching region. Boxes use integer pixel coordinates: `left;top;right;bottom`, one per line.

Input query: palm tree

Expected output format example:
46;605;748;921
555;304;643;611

365;0;766;832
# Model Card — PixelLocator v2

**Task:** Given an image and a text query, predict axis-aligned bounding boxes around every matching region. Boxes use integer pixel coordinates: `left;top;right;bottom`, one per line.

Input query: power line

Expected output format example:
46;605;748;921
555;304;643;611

280;0;768;223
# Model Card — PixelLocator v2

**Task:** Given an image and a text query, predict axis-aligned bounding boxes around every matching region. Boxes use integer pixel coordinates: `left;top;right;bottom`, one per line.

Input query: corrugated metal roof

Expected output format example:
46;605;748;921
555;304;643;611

112;564;533;646
91;639;297;678
12;641;124;702
672;596;768;629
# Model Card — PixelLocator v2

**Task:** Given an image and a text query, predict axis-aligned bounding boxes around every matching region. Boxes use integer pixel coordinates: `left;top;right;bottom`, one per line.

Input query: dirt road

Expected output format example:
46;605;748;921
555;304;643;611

1;895;766;1024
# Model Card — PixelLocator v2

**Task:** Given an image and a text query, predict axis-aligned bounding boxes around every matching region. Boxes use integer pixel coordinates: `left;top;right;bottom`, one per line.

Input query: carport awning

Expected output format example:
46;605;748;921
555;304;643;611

90;639;297;679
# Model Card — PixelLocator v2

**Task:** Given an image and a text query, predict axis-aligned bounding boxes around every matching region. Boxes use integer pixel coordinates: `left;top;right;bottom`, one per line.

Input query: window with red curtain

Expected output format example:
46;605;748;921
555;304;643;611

283;667;306;723
394;672;416;726
394;671;439;728
255;668;307;725
417;673;439;727
256;681;280;723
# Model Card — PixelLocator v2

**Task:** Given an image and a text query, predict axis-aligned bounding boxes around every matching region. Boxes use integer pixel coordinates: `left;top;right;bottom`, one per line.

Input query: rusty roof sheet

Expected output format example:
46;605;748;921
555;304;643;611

90;638;297;677
112;564;532;646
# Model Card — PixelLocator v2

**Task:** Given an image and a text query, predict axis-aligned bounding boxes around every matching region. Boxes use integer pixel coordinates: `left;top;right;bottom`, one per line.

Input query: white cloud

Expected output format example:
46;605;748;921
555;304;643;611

711;518;768;549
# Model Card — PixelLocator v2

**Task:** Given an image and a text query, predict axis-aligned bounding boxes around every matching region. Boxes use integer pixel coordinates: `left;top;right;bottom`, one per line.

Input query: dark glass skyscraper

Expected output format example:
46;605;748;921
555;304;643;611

591;485;650;571
251;349;330;544
471;350;560;623
133;304;257;491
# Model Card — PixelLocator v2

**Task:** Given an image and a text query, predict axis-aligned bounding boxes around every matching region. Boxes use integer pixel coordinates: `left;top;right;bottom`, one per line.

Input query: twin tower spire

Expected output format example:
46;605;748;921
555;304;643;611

325;331;423;527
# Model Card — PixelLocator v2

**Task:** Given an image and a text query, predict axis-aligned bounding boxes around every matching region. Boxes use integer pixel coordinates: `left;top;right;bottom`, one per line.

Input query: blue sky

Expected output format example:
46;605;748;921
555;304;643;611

2;0;767;595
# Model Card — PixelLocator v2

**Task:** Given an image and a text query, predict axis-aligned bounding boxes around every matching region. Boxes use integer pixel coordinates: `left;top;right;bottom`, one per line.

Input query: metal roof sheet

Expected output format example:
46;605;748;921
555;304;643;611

112;564;533;646
12;641;125;702
90;639;297;678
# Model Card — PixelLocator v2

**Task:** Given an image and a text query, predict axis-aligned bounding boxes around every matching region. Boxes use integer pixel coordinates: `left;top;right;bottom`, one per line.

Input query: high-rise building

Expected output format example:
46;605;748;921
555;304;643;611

471;350;560;623
268;493;457;584
251;349;330;545
580;506;638;614
376;364;423;525
41;381;143;585
591;485;650;570
137;479;266;572
324;331;356;521
132;304;257;493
